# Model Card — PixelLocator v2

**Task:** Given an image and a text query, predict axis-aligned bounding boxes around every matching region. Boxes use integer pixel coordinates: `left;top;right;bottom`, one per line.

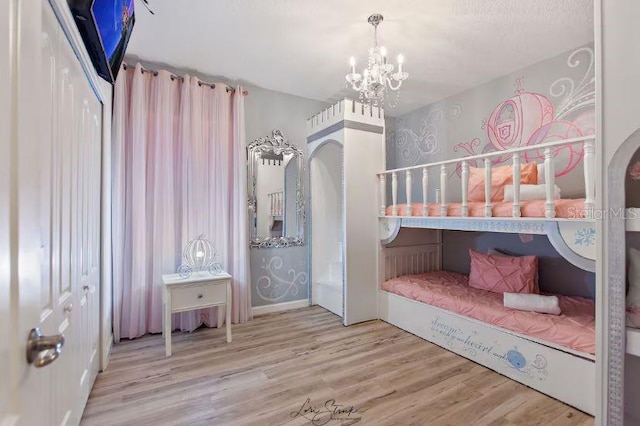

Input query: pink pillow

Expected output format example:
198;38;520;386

469;249;538;294
488;248;539;291
467;162;538;202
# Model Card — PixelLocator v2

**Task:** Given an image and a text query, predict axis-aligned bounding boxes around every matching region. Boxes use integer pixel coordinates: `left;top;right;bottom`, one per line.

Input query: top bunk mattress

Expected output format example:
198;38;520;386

381;270;595;355
385;199;585;218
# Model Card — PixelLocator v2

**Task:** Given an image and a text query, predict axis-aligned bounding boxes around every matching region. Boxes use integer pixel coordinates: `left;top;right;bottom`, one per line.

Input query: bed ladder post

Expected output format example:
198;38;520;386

544;147;556;218
391;172;398;216
440;165;447;217
422;167;428;216
583;139;595;218
461;161;469;217
379;174;386;216
512;153;521;218
405;170;413;216
484;158;492;217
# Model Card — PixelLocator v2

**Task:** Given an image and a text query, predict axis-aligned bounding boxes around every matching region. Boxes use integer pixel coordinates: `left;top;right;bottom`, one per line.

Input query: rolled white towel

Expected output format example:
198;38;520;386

537;163;545;184
503;184;561;202
503;292;562;315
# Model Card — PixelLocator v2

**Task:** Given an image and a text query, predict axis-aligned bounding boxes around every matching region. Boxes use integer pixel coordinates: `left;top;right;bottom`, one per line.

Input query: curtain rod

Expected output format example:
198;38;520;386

122;63;244;94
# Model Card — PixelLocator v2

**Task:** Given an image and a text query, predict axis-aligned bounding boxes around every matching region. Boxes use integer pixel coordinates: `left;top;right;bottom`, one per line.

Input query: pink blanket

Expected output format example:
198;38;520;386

385;199;586;218
382;270;595;354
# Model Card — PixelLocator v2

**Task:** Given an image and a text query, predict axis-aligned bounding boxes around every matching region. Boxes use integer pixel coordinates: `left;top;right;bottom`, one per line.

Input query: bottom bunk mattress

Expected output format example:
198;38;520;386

381;270;595;355
385;198;585;218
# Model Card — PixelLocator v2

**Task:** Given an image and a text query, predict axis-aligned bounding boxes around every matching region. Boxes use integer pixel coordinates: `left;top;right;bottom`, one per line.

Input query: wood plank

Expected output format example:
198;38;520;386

81;306;593;425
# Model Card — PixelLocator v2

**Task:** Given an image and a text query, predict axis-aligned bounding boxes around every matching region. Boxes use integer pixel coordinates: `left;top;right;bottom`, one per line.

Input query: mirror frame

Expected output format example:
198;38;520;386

247;130;305;248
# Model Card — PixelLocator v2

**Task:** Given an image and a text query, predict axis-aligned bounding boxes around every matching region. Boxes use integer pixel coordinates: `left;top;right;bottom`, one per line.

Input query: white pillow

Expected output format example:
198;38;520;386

627;247;640;328
503;184;561;202
537;163;544;184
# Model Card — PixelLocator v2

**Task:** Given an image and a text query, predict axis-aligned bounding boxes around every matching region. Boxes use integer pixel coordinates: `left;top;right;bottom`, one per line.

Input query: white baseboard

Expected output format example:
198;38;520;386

252;299;310;316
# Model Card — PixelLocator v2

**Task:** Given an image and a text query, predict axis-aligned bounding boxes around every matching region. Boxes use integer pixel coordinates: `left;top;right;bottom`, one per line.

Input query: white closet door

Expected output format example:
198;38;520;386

0;0;14;423
0;1;103;424
2;1;60;424
74;79;102;417
45;2;103;421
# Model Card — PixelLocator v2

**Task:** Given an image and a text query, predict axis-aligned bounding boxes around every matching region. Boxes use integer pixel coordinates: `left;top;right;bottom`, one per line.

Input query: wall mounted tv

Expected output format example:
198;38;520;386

68;0;135;83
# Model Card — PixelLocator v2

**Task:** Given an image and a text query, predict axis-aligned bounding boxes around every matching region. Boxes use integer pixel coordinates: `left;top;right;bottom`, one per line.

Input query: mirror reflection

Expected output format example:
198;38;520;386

248;130;304;248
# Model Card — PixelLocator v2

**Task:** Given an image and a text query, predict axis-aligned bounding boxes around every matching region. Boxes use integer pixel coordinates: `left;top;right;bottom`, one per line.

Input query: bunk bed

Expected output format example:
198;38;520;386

376;136;607;415
379;136;604;271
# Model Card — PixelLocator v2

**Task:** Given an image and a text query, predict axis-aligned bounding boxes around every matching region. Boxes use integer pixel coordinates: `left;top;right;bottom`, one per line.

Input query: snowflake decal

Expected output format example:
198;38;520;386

574;227;596;246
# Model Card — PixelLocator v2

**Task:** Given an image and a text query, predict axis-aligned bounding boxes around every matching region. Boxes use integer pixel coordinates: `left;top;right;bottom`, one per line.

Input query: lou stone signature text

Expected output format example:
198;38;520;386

290;397;361;425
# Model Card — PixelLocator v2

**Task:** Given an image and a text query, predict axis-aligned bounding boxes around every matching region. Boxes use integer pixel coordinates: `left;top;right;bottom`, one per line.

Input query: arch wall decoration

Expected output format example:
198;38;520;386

604;128;640;424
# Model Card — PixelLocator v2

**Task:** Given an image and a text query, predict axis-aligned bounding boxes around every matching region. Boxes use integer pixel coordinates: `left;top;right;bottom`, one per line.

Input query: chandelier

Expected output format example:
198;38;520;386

345;14;408;107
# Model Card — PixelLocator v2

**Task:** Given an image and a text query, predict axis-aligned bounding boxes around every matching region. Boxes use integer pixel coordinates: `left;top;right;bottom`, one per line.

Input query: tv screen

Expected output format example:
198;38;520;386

68;0;135;83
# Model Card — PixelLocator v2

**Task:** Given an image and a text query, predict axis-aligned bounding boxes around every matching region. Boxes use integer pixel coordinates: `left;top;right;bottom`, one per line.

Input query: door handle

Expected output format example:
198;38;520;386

26;328;64;368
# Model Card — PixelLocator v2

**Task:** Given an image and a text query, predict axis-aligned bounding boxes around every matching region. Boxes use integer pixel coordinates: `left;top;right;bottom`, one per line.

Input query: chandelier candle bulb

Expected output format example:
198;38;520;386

397;54;404;73
349;56;356;74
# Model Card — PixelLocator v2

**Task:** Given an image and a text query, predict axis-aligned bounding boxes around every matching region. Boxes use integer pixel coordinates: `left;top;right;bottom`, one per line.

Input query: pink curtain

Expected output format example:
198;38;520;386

112;64;251;341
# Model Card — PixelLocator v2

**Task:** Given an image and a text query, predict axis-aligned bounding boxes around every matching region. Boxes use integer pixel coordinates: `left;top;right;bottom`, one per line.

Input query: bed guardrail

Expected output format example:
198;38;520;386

382;244;442;281
378;136;595;219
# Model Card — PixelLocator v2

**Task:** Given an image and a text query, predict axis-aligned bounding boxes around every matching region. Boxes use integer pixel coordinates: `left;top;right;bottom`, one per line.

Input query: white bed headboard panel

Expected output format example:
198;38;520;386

381;244;442;282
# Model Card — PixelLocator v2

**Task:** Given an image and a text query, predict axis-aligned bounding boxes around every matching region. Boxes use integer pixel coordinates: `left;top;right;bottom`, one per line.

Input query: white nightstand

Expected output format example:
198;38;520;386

162;270;232;356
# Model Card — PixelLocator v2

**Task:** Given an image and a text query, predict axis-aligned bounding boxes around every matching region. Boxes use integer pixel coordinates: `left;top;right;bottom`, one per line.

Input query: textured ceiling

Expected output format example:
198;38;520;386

126;0;593;116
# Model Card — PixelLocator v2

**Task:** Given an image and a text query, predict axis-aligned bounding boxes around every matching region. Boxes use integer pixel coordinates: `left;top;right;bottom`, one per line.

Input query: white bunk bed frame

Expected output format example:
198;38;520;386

377;136;600;415
378;136;606;274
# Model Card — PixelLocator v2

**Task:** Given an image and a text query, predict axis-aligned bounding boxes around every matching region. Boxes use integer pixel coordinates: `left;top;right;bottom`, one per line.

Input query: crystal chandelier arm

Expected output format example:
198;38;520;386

347;75;364;91
351;80;364;91
385;74;404;91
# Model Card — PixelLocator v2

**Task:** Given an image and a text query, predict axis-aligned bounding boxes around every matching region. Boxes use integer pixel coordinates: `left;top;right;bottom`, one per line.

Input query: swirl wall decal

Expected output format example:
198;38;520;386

256;256;308;302
388;105;463;165
550;47;595;121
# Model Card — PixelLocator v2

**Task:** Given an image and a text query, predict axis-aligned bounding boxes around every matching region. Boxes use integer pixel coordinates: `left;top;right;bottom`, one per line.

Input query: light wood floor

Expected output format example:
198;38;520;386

82;306;593;426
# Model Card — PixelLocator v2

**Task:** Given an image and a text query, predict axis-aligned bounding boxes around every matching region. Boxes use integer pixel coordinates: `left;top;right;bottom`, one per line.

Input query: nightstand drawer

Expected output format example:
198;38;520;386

171;281;227;311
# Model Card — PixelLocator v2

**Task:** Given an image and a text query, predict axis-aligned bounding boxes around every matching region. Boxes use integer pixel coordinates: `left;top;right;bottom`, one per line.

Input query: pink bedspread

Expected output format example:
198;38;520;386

385;199;586;218
382;270;596;354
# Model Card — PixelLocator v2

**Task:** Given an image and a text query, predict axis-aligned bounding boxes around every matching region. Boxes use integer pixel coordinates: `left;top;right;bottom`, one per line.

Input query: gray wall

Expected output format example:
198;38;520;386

245;86;328;307
385;45;596;299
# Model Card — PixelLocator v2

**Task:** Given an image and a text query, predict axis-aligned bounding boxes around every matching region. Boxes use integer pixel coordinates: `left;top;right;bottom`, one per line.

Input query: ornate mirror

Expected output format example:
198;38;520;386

248;130;305;248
